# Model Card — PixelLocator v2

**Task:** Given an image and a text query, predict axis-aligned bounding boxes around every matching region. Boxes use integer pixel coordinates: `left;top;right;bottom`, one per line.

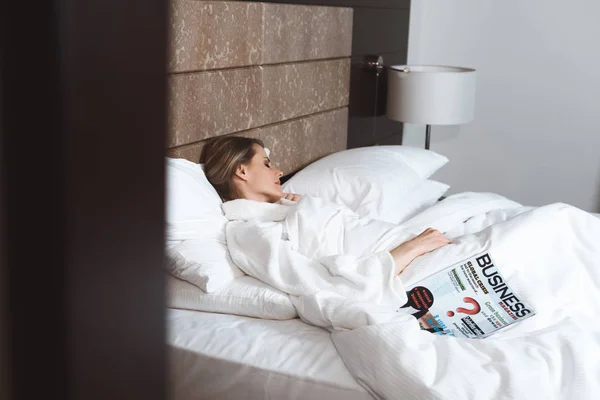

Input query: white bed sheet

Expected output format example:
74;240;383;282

167;308;372;400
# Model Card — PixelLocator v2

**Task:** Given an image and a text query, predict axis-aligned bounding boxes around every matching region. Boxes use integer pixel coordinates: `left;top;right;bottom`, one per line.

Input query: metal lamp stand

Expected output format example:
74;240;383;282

425;124;431;150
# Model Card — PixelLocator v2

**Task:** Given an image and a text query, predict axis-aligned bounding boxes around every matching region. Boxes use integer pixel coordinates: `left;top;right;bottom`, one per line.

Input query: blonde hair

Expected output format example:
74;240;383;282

200;136;265;201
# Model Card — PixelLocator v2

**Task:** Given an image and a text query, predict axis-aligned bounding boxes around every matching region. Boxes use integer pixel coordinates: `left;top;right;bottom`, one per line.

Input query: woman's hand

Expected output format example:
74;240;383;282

282;193;302;202
390;228;451;275
402;228;451;256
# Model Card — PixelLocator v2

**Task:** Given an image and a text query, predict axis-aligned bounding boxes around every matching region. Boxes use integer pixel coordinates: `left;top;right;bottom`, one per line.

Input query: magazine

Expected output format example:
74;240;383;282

397;251;535;339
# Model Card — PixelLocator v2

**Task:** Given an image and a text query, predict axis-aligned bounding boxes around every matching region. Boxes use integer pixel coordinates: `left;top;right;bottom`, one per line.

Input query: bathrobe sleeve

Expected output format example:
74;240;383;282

225;218;408;329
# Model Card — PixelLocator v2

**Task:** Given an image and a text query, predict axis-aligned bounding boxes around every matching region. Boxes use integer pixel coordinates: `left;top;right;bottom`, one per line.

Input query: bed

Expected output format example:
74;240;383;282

166;192;600;400
165;2;600;399
167;309;371;400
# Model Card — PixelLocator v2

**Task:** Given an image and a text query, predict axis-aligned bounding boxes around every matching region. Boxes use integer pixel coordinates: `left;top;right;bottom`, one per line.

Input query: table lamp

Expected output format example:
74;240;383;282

386;65;476;150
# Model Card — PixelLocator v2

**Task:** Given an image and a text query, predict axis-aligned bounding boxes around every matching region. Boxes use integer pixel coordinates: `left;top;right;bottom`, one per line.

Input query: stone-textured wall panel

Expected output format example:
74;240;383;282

247;108;348;174
167;142;205;163
259;59;350;126
167;1;352;165
169;1;263;72
168;59;349;147
261;4;353;64
167;108;348;174
168;1;352;72
168;68;261;147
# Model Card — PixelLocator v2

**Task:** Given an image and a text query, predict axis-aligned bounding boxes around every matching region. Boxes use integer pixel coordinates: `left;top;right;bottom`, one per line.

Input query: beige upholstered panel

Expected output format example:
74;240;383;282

169;1;352;73
167;1;352;174
167;108;348;175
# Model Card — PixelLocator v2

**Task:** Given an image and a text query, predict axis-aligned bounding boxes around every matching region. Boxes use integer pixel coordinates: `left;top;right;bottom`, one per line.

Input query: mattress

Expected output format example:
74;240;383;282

167;309;373;400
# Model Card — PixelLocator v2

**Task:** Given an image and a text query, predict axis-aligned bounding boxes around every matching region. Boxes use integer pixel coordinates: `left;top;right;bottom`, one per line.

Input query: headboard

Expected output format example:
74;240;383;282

166;0;353;175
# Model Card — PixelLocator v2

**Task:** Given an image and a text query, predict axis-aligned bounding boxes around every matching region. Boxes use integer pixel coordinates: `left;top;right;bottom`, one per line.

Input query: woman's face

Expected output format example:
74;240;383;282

238;144;283;202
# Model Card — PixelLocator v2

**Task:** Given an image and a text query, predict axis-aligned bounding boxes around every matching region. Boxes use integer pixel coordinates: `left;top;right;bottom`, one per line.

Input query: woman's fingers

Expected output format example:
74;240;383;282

392;228;451;275
422;228;449;240
282;193;302;202
414;228;451;254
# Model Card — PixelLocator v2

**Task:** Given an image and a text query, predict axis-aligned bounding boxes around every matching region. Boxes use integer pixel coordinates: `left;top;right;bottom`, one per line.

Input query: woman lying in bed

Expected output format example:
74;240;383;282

200;134;600;337
198;136;600;397
201;136;450;278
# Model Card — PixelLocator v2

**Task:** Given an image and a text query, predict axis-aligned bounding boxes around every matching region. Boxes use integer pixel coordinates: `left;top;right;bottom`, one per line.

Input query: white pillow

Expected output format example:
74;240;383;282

166;158;227;243
166;240;244;293
372;146;449;179
377;180;450;224
282;146;448;220
166;158;242;292
166;157;223;222
166;274;298;320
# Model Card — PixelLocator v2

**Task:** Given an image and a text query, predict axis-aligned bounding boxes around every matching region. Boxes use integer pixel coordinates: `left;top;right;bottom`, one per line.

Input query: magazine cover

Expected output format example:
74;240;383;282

397;251;535;339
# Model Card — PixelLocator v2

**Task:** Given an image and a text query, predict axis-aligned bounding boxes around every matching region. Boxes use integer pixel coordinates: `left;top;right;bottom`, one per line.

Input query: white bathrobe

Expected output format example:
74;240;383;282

222;193;523;330
223;196;409;329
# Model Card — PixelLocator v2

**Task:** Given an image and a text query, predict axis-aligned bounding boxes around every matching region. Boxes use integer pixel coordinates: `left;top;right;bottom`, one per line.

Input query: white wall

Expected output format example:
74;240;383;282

404;0;600;212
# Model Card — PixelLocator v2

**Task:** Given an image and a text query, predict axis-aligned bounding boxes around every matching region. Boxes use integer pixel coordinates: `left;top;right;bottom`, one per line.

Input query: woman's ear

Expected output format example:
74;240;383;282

235;164;249;181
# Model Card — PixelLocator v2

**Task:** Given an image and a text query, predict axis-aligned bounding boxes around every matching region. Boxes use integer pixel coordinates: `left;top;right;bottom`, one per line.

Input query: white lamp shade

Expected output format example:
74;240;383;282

387;65;476;125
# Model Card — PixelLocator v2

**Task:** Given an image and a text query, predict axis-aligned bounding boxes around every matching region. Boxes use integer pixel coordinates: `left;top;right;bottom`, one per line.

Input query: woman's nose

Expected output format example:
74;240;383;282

276;169;283;178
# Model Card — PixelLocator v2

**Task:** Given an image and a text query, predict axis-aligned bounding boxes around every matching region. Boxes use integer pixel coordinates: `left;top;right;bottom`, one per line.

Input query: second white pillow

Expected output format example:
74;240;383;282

372;180;450;225
283;146;448;221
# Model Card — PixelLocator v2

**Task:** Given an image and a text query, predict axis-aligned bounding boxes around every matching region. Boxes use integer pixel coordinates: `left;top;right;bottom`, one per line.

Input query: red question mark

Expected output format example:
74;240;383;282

447;297;481;317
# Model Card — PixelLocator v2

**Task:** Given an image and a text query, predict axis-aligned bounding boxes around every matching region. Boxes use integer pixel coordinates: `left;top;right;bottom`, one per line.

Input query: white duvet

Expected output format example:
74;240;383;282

224;193;600;399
